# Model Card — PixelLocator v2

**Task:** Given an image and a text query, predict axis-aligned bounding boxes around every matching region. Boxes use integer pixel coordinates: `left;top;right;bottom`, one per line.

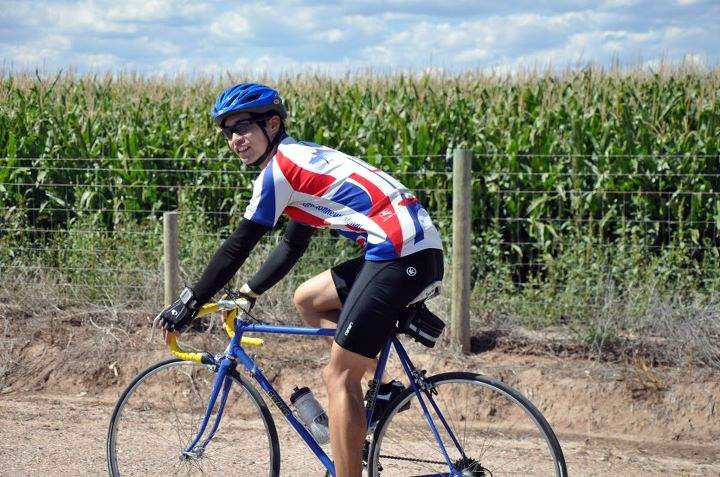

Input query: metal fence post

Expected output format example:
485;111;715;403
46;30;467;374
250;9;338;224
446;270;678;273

451;148;472;353
163;211;179;306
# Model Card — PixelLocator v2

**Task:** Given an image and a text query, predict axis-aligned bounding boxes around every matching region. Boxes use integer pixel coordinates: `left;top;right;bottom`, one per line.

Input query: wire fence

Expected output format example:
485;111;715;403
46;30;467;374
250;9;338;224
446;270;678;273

2;153;719;324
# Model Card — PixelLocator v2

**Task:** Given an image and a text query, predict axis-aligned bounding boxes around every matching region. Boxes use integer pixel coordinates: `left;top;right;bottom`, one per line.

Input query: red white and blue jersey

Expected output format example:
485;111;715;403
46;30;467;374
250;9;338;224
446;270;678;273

243;136;443;261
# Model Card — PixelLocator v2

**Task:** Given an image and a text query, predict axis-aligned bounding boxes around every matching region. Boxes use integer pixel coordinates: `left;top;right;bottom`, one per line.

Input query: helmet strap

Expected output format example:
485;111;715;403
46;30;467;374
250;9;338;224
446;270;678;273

247;121;285;168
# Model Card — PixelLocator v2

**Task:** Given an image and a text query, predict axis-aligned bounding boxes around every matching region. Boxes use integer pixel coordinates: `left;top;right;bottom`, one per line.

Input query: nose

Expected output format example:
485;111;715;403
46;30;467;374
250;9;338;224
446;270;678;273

231;132;247;146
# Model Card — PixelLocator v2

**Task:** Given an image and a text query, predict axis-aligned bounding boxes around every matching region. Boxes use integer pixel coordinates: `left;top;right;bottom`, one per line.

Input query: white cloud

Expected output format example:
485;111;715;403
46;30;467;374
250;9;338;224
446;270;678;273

158;57;190;74
77;53;119;70
352;6;719;73
209;11;253;39
601;0;642;7
313;28;345;43
0;0;717;75
46;1;139;34
153;57;232;77
0;34;72;67
106;0;174;21
135;36;180;56
341;15;385;36
455;48;490;63
290;6;321;30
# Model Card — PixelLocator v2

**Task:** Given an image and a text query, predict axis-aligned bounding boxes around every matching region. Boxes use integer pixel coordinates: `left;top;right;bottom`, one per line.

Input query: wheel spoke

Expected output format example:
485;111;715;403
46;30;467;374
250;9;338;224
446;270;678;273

369;373;566;477
107;359;279;476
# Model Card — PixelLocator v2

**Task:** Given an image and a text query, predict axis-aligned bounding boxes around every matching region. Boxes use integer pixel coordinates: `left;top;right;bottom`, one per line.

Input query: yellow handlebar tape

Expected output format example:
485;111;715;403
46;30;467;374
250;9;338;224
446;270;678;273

166;332;206;363
165;304;264;363
240;336;264;346
197;302;221;318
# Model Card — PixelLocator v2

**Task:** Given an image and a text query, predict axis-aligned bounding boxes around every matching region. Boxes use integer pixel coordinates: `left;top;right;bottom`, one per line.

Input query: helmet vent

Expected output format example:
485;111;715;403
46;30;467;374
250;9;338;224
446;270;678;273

212;82;287;123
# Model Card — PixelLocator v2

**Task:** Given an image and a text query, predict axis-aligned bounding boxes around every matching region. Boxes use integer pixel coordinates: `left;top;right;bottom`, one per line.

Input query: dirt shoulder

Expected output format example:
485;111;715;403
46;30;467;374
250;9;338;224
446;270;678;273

0;391;718;477
1;309;719;476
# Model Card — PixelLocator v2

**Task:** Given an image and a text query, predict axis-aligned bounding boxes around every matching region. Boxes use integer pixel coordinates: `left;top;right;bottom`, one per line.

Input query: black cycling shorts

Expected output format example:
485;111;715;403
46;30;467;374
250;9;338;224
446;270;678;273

330;248;444;358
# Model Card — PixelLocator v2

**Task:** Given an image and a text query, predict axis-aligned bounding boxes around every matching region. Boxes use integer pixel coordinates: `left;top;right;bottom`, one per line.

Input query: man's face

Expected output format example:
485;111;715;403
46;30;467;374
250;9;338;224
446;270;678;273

222;114;269;166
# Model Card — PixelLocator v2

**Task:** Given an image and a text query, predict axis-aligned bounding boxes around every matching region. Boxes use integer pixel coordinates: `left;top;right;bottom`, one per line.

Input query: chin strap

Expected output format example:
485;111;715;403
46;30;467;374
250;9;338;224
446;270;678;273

248;123;286;167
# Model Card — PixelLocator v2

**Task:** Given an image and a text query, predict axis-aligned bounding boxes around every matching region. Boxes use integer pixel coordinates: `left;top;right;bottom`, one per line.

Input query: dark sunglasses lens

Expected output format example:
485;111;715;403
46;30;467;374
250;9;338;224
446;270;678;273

221;121;253;139
221;127;232;139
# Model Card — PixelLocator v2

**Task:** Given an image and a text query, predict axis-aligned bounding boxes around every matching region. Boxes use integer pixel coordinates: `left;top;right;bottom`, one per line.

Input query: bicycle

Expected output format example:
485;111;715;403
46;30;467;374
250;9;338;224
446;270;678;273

106;286;567;476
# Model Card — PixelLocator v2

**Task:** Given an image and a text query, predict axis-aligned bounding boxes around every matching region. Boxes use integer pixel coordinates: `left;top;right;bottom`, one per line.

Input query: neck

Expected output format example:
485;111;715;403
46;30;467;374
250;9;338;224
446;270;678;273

249;126;286;169
257;149;275;169
258;131;287;169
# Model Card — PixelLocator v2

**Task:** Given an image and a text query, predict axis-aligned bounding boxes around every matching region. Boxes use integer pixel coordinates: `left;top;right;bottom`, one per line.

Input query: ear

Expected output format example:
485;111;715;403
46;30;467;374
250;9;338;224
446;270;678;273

267;115;282;134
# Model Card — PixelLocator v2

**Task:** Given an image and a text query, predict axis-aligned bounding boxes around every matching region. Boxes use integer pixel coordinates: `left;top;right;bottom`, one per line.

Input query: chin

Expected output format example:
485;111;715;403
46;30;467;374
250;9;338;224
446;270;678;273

235;151;251;161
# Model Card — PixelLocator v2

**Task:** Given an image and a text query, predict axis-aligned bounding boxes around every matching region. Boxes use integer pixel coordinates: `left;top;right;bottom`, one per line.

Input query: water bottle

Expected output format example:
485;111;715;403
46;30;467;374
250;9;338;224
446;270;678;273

290;386;330;444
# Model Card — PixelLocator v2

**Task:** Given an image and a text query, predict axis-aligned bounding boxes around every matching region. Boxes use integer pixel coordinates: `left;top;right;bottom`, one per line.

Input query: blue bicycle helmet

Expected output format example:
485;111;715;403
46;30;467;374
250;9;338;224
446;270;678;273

212;83;287;125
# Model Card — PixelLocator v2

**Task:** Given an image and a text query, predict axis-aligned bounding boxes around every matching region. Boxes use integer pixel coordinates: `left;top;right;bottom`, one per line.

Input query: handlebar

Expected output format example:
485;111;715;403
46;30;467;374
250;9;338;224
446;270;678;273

165;297;264;364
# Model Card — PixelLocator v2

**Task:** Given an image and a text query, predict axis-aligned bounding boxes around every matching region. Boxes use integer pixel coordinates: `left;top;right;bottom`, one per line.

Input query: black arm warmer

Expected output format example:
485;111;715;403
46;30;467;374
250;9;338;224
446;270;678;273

247;220;315;295
191;219;270;304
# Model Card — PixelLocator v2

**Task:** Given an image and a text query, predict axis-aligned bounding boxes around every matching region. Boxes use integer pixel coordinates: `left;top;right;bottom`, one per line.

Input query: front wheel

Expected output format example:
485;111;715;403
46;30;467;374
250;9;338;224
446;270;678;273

368;372;567;476
106;358;280;476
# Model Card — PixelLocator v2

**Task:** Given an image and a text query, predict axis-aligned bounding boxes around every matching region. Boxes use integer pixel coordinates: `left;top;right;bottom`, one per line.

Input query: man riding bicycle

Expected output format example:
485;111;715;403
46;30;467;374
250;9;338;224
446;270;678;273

157;83;444;477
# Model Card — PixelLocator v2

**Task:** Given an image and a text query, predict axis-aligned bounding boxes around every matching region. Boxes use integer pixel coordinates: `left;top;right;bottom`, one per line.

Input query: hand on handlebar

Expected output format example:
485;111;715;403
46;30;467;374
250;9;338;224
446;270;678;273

153;285;258;333
156;300;198;332
154;286;201;333
222;284;258;314
218;293;256;314
154;285;267;361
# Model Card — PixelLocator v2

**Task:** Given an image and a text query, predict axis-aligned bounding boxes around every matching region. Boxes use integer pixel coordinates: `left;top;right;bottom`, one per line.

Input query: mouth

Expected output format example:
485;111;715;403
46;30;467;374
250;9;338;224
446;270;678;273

235;146;251;154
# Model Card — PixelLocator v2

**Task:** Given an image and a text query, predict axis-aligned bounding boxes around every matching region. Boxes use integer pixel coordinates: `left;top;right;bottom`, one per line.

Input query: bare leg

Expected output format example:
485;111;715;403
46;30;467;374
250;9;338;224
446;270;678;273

294;271;385;381
293;270;341;345
323;343;372;477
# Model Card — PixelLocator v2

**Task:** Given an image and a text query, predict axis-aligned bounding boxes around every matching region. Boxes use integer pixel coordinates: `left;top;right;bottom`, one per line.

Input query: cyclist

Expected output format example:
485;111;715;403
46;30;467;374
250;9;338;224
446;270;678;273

157;82;444;477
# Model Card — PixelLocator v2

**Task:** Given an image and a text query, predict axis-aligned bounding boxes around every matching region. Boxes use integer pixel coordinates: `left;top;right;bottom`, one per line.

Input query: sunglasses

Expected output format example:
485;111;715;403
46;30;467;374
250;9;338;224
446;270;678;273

220;120;256;140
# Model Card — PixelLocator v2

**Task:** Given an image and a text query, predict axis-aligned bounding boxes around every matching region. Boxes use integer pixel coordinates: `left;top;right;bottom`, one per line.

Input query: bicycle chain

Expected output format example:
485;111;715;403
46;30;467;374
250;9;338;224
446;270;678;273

378;454;445;465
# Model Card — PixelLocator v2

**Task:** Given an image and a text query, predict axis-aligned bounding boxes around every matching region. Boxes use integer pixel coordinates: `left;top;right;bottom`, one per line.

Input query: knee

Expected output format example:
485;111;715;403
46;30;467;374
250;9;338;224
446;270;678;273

322;362;337;388
322;358;365;394
293;282;313;313
322;361;349;392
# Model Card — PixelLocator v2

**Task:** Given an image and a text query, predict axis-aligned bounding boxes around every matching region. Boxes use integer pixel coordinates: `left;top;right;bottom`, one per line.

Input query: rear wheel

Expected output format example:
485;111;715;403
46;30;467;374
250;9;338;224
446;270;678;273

107;358;280;476
368;372;567;476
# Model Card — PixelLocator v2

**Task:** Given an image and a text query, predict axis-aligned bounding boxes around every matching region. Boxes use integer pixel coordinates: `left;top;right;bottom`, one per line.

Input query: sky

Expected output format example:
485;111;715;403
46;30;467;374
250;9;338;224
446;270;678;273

0;0;718;76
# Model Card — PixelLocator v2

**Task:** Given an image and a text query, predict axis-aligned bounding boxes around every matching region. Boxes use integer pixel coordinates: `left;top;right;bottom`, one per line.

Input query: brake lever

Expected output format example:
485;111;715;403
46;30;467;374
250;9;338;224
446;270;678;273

223;287;241;300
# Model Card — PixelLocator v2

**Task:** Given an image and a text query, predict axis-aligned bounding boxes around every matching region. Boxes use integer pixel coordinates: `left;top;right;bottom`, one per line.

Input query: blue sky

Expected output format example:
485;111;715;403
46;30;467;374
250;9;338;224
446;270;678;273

0;0;718;76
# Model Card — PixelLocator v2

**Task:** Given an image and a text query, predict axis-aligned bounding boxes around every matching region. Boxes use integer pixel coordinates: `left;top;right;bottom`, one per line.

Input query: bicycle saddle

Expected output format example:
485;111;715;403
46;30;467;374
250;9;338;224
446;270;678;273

407;280;442;306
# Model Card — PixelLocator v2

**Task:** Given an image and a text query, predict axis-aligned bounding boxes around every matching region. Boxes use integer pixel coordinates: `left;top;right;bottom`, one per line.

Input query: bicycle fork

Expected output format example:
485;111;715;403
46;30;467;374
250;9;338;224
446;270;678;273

181;355;234;459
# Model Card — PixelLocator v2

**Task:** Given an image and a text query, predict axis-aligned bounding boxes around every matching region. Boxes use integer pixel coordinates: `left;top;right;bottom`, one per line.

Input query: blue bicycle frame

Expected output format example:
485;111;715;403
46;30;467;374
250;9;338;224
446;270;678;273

181;318;465;476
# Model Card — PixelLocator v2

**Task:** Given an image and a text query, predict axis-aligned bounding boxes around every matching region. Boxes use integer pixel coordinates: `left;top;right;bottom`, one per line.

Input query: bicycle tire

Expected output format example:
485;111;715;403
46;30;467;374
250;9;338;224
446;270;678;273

106;358;280;476
368;371;567;477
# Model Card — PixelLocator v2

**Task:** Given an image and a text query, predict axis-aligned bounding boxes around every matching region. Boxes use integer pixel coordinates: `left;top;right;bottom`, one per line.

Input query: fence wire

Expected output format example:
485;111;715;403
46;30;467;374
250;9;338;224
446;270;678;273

2;155;719;310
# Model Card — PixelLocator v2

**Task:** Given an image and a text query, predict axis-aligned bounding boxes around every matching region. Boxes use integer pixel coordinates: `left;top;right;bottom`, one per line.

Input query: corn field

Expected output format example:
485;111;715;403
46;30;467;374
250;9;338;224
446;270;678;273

1;68;719;362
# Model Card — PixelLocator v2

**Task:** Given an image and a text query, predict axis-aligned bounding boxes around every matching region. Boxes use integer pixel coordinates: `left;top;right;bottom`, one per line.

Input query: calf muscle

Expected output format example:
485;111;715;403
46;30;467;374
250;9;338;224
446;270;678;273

323;343;372;477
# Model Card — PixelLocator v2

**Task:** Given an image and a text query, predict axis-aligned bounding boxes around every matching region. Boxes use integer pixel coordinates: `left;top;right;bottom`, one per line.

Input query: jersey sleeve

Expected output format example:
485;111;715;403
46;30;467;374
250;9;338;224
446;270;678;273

190;218;271;304
246;220;315;295
243;160;294;228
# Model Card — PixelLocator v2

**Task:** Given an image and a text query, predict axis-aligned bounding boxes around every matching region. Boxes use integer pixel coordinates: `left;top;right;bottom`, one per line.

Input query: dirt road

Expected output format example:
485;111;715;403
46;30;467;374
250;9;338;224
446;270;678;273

1;391;717;476
1;318;718;476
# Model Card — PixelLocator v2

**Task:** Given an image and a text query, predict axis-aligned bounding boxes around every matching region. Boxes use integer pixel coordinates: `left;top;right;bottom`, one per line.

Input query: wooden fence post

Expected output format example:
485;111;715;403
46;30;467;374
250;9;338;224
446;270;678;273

451;148;472;353
163;211;179;306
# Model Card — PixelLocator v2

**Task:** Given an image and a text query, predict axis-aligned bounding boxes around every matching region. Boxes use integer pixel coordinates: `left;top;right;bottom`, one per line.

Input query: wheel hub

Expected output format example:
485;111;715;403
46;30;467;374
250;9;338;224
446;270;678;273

180;446;205;460
454;456;487;476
